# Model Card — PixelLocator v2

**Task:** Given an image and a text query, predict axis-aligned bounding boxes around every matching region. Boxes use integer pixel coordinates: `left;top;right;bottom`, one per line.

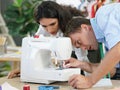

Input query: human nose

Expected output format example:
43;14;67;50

81;46;87;50
46;26;52;33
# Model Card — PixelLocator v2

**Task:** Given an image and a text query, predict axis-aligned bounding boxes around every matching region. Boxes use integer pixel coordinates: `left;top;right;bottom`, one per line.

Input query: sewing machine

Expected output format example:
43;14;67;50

21;35;80;84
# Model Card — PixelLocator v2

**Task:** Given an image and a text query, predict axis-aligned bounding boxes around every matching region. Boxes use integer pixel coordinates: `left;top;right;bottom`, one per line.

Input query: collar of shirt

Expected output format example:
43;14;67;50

50;29;63;37
37;25;63;37
90;18;105;43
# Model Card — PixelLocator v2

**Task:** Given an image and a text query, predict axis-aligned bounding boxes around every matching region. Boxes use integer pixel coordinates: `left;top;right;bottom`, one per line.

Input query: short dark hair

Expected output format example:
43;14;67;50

65;17;90;36
34;1;85;33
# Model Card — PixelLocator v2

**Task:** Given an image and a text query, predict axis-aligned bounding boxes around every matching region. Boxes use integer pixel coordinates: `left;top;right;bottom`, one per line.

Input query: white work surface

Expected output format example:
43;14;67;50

0;77;120;90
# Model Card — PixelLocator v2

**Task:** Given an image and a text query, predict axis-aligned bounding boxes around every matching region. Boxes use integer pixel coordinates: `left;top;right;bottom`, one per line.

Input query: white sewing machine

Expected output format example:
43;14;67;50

21;35;80;84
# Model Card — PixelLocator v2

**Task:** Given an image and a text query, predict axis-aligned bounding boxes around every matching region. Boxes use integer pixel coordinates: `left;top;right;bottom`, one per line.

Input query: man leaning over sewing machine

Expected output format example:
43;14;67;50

64;3;120;89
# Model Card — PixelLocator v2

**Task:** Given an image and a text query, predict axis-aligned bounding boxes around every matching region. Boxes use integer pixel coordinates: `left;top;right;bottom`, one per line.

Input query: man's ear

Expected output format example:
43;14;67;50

81;24;89;31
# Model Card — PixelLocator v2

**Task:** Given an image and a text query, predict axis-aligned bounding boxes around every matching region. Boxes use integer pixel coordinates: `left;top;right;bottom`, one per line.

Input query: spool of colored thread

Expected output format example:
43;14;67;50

23;84;30;90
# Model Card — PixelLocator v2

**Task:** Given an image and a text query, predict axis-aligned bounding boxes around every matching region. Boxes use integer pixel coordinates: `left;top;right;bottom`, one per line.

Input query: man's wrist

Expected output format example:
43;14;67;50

79;61;92;73
86;75;95;87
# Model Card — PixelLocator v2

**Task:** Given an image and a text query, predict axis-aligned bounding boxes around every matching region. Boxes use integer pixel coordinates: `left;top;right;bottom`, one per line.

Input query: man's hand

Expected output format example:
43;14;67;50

64;58;93;73
68;74;93;89
64;58;82;68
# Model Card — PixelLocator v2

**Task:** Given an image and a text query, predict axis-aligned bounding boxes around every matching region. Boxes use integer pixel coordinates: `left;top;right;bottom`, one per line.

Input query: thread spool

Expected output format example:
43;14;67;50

23;84;30;90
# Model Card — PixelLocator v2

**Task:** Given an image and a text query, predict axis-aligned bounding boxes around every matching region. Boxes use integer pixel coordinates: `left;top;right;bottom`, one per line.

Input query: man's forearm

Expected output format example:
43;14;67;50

79;61;92;73
89;42;120;85
80;61;116;77
79;61;99;73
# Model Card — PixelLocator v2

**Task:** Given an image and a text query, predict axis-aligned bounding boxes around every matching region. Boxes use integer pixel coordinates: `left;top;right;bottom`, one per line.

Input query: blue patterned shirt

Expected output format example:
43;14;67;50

90;3;120;50
90;3;120;68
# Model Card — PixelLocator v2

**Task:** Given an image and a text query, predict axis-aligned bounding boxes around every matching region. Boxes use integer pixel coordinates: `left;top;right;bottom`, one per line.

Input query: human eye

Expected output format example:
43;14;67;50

42;25;47;28
49;22;56;26
76;40;81;46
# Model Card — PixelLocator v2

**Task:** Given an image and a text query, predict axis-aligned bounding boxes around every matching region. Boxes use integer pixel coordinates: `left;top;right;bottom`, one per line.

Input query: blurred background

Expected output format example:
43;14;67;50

0;0;119;77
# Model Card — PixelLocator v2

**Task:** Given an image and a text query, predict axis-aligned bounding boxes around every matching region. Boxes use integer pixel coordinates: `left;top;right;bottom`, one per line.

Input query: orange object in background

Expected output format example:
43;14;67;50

91;0;106;18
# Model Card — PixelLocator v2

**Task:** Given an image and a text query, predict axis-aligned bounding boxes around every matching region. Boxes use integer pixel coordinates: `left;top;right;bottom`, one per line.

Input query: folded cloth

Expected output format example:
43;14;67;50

1;82;19;90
